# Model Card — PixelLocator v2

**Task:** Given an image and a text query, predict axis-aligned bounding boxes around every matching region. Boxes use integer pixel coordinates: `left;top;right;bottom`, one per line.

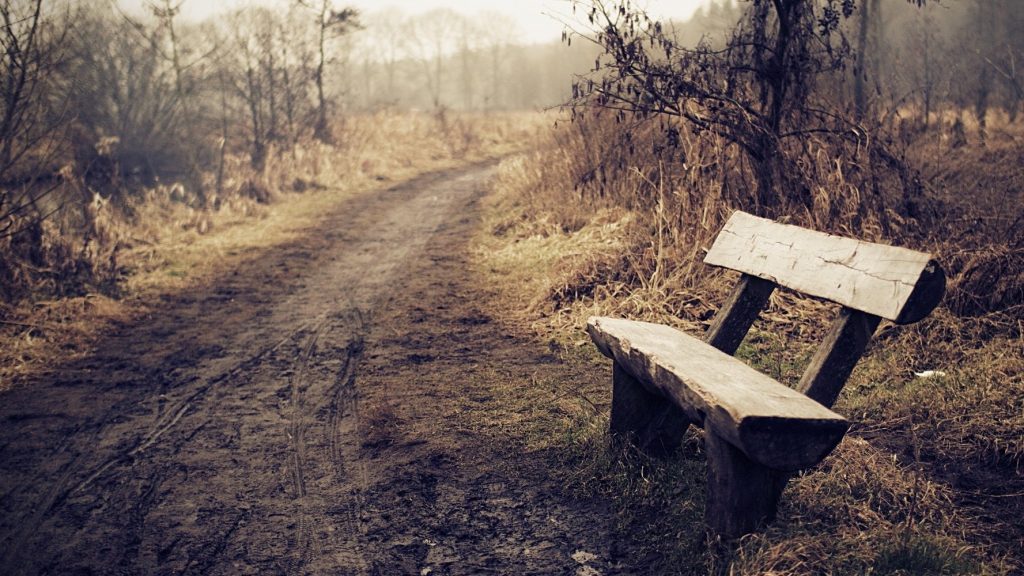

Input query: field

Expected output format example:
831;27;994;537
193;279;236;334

0;103;1019;574
2;0;1022;572
472;110;1023;574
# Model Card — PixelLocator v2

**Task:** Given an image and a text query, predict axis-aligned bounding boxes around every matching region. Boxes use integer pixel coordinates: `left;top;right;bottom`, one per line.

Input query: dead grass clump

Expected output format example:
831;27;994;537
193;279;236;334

550;251;635;308
362;401;399;452
908;112;1024;252
237;179;274;205
0;211;121;306
846;316;1024;470
947;246;1024;320
483;110;939;334
0;294;130;391
726;437;997;575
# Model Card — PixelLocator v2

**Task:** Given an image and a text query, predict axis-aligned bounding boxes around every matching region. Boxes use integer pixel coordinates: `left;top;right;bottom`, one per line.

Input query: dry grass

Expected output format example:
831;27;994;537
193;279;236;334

0;111;545;392
725;437;998;575
474;111;1024;573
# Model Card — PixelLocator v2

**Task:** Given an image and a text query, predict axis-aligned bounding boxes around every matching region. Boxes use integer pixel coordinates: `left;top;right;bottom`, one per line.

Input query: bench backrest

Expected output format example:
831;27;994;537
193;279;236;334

705;211;945;325
701;211;946;409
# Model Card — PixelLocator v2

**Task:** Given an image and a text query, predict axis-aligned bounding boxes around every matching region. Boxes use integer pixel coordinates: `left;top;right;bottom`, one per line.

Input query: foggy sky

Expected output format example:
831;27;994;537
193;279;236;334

120;0;709;45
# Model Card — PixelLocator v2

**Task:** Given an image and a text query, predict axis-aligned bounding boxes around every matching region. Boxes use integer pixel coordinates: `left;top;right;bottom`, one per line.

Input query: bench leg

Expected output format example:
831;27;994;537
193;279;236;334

610;362;690;456
704;430;787;539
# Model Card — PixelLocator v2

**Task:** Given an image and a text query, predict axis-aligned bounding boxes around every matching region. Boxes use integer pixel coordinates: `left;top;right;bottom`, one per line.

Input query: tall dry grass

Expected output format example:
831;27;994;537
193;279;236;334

485;109;939;335
478;110;1023;573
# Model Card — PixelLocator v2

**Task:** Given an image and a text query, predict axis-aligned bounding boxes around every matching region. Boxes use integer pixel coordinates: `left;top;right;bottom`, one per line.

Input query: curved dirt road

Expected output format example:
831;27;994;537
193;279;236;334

0;164;616;575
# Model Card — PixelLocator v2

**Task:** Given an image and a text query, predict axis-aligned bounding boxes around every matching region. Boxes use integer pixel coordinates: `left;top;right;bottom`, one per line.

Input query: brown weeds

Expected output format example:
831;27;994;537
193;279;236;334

477;110;1024;573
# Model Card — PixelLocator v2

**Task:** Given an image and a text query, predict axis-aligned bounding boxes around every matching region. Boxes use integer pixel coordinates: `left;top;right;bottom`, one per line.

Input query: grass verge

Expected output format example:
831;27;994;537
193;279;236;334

471;117;1023;574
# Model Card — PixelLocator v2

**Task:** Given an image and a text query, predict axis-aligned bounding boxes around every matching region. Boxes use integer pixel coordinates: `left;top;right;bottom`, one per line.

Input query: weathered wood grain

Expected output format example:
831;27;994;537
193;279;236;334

704;211;944;324
588;316;849;471
704;274;776;355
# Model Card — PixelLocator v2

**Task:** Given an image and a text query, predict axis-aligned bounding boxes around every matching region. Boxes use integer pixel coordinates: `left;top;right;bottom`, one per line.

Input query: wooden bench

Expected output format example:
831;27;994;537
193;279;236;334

587;211;946;538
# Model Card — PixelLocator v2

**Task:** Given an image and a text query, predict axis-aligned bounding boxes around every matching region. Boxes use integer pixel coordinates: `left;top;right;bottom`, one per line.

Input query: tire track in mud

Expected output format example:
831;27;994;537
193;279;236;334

325;327;370;574
0;323;311;575
71;329;297;492
121;470;162;569
327;337;365;482
285;318;325;573
285;309;371;575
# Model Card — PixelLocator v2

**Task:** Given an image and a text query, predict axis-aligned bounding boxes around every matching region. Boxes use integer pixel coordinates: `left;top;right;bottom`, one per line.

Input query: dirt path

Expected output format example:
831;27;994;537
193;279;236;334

0;164;619;575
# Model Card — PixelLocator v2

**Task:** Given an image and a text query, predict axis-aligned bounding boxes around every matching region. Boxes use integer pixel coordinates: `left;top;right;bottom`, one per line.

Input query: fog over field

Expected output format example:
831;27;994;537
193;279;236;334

120;0;709;44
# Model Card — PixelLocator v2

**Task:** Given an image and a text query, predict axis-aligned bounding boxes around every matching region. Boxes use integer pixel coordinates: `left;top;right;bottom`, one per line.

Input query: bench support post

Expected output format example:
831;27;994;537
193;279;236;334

705;430;784;539
704;274;776;355
611;362;691;455
799;308;881;408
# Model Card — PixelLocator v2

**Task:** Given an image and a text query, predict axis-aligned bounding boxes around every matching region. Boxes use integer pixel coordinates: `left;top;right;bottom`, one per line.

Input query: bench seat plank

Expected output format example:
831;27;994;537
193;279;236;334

704;211;943;323
587;316;848;471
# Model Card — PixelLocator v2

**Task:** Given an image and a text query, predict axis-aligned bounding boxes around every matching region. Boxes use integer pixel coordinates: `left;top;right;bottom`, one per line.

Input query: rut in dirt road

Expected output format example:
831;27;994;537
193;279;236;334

0;164;618;575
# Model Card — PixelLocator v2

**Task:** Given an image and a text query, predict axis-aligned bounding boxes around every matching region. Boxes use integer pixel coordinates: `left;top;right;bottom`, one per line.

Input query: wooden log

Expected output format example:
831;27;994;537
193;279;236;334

611;362;692;455
893;259;946;325
704;430;781;539
704;274;776;355
799;308;882;408
704;211;945;324
588;317;848;471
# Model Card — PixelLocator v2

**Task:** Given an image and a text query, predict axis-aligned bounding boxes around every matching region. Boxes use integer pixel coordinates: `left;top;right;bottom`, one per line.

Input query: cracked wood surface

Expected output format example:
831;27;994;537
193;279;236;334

588;317;849;471
704;211;942;323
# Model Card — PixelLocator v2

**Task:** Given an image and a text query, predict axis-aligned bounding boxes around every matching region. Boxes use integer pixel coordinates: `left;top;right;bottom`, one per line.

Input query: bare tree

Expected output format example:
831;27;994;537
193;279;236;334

407;9;461;109
278;7;316;145
223;8;273;168
853;0;880;120
144;0;220;203
478;12;520;111
0;0;71;188
905;4;944;129
296;0;360;143
455;16;480;110
981;0;1024;122
569;0;860;212
68;4;191;187
365;8;409;107
568;0;934;216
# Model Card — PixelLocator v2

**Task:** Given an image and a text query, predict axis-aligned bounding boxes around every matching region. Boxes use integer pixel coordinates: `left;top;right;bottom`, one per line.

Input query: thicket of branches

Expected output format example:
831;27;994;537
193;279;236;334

566;0;1021;231
548;0;1024;328
0;0;374;305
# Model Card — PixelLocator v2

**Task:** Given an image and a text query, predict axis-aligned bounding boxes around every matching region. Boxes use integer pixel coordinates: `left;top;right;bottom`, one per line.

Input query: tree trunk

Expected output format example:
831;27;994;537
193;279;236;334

854;0;870;120
313;1;331;143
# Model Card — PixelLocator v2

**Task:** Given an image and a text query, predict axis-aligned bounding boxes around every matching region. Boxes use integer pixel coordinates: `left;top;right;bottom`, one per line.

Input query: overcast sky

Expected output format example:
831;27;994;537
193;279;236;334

124;0;710;45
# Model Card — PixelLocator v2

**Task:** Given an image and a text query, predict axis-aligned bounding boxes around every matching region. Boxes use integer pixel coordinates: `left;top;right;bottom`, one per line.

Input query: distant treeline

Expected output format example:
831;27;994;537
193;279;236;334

2;0;1021;217
334;8;600;112
0;0;604;197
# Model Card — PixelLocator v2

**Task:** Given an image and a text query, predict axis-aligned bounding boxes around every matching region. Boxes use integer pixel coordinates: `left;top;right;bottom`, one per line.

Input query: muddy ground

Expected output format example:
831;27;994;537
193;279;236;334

0;165;625;575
